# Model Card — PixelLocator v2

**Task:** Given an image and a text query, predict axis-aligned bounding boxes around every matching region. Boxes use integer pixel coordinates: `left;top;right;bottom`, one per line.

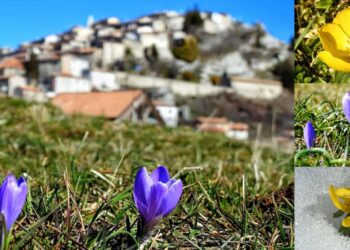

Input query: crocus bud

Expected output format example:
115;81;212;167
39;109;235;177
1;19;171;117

133;166;182;237
0;174;28;233
304;121;316;149
343;92;350;123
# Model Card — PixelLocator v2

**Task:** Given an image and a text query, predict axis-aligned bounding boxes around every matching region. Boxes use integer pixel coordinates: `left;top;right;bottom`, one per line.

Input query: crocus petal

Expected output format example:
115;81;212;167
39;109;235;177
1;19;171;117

329;185;350;213
343;216;350;228
133;167;152;210
319;23;350;54
150;166;170;184
0;175;27;232
333;7;350;38
303;121;316;149
343;92;350;123
334;187;350;198
158;179;183;217
319;51;350;73
145;182;168;223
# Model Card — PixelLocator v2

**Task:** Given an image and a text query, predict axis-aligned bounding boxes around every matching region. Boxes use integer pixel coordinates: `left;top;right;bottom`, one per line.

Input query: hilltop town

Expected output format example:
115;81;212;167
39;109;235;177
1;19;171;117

0;10;293;149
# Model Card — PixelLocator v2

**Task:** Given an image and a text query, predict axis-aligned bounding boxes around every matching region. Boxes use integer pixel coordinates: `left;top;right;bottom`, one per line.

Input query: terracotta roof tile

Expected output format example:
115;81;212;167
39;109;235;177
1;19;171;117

0;57;24;69
197;116;228;124
52;90;144;119
229;122;249;131
20;85;41;93
198;124;225;133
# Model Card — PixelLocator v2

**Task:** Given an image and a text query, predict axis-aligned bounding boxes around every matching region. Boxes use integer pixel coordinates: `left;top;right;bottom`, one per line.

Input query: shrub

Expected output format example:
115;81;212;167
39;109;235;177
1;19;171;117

172;35;199;63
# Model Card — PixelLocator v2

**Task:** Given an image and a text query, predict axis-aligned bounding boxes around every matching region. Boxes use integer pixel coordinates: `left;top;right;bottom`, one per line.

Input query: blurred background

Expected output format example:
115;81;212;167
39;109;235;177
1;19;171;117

0;0;294;151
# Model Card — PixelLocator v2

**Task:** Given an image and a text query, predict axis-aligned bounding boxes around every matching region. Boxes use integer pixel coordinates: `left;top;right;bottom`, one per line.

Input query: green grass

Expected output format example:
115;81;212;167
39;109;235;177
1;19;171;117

295;84;350;166
294;0;349;83
0;97;293;249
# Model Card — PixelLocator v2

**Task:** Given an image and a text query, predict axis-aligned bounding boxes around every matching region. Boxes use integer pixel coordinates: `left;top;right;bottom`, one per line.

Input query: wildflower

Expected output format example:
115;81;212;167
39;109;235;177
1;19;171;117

0;174;28;233
133;166;183;236
343;92;350;123
303;121;316;149
318;7;350;72
329;185;350;227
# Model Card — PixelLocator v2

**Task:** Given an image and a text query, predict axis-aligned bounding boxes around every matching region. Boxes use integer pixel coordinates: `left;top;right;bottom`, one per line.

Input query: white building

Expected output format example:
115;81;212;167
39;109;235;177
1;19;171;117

203;12;232;34
72;26;94;42
0;57;25;77
166;14;184;31
61;53;91;77
153;19;167;33
154;102;179;127
49;74;91;94
102;41;125;67
0;75;27;97
139;33;172;59
44;35;60;44
225;123;249;140
123;39;144;59
90;70;119;91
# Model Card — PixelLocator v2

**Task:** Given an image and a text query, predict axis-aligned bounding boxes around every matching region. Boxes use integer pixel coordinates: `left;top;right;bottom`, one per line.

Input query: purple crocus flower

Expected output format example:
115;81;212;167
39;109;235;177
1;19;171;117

133;166;183;235
0;174;28;233
343;92;350;123
304;121;316;149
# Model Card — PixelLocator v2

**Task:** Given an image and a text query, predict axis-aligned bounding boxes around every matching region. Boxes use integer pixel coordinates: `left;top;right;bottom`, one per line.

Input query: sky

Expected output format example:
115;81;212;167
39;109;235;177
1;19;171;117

0;0;294;49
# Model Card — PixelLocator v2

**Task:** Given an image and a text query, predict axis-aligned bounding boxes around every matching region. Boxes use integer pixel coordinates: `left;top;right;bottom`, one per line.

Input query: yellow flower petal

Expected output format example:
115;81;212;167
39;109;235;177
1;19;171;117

330;185;344;211
329;185;350;213
319;23;350;54
319;51;350;73
333;7;350;38
342;216;350;228
335;187;350;198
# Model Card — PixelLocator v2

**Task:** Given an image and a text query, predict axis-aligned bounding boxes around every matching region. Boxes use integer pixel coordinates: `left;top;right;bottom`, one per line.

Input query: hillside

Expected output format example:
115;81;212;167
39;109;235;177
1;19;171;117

0;10;293;90
0;97;293;248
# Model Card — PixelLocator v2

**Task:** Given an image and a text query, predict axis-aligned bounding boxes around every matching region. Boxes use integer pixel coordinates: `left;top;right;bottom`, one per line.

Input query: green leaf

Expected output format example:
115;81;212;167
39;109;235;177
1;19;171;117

316;0;333;9
294;16;317;51
333;210;344;218
339;224;350;236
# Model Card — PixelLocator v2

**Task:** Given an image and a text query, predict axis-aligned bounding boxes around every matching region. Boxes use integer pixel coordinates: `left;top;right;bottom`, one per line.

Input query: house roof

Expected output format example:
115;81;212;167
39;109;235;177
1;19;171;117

197;116;228;124
0;57;24;70
229;122;249;131
52;90;144;119
20;85;41;93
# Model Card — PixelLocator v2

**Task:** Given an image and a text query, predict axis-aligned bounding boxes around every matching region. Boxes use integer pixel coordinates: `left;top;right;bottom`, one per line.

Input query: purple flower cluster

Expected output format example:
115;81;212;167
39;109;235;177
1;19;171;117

302;92;350;150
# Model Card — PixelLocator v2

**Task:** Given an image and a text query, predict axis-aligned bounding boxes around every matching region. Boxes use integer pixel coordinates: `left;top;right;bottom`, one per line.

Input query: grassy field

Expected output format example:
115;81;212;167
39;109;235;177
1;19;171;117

294;0;350;83
0;97;293;249
295;84;350;166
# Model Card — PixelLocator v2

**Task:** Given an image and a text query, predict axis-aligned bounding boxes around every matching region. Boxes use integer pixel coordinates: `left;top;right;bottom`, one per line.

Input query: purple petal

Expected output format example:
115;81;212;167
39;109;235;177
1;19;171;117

158;179;183;217
133;167;152;212
303;121;316;149
166;179;177;188
343;92;350;123
0;174;28;232
150;166;170;184
145;182;168;224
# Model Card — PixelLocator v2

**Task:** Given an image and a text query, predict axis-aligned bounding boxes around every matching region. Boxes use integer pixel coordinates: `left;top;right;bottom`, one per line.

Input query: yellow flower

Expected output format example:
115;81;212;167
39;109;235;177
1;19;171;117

329;185;350;227
318;7;350;72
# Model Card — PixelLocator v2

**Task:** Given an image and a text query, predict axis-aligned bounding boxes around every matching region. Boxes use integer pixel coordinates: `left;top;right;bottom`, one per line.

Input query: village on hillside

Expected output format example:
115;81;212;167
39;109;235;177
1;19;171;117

0;10;293;150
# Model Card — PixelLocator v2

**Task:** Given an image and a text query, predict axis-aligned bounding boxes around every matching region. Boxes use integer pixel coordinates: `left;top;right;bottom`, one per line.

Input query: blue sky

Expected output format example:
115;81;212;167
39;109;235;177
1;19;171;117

0;0;293;48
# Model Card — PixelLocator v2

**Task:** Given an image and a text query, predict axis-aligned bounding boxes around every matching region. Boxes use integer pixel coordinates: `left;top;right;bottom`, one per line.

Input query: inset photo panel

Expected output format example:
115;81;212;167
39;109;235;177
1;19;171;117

295;83;350;166
295;167;350;250
295;0;350;83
